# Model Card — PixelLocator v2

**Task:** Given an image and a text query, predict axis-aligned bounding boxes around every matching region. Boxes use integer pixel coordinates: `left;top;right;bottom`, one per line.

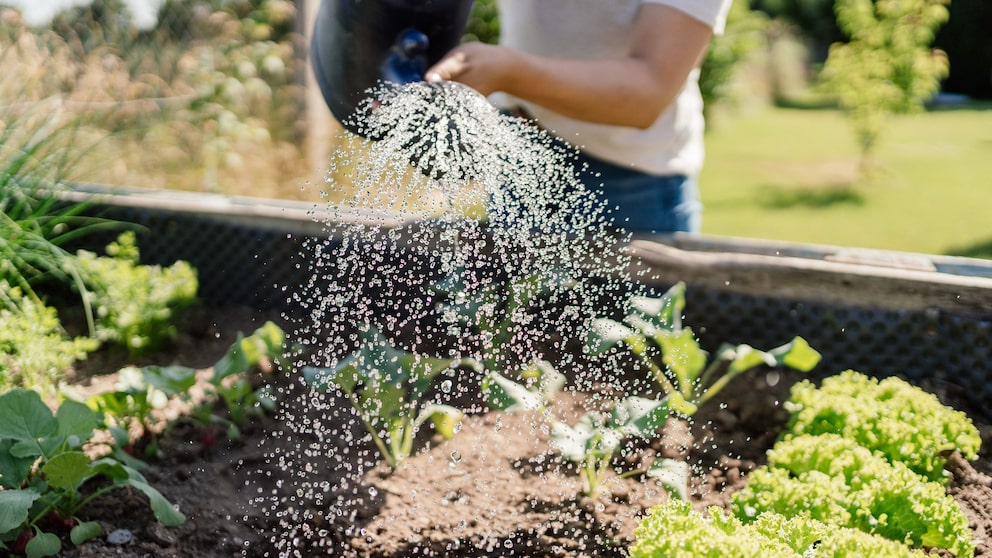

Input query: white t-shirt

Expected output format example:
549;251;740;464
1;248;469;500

494;0;733;176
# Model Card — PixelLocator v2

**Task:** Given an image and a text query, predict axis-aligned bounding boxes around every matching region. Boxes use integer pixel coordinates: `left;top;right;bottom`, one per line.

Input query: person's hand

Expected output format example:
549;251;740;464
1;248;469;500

425;42;524;97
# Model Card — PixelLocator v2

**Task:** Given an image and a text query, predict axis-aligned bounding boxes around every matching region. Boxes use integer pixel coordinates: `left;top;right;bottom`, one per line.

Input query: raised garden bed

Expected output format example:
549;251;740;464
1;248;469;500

15;187;992;557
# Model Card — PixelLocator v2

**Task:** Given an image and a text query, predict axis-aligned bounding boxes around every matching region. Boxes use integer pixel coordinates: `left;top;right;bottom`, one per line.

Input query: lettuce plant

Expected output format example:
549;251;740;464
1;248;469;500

0;390;185;558
732;433;974;557
303;327;478;469
630;499;926;557
586;282;821;414
784;370;981;481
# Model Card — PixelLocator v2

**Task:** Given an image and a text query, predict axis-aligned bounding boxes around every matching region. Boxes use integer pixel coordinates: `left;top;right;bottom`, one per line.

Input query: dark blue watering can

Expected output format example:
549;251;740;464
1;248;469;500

311;0;475;135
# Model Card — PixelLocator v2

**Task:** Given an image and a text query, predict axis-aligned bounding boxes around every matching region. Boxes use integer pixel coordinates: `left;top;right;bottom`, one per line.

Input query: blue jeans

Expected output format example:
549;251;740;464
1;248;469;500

574;151;702;234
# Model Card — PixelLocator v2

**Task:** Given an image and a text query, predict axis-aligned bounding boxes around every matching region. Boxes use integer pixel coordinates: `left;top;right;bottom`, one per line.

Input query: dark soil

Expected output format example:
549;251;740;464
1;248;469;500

50;306;992;558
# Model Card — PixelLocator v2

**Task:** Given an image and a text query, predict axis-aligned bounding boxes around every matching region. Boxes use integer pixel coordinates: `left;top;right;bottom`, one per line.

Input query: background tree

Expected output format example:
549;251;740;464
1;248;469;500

817;0;950;175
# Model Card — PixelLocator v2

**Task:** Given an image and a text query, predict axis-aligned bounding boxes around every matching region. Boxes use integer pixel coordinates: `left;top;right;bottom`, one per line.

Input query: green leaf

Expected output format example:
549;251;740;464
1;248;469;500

0;490;39;533
41;451;93;490
142;365;198;395
25;530;61;558
302;360;359;393
0;439;35;489
656;328;708;393
55;399;98;447
723;344;776;375
122;477;186;527
417;404;463;440
585;318;635;355
69;521;102;545
609;396;671;438
630;281;685;331
551;413;620;463
482;371;544;412
768;336;821;372
646;457;690;501
0;389;60;458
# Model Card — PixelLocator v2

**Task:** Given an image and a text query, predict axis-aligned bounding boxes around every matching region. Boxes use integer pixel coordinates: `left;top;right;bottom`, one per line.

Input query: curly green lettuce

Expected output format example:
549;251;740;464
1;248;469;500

630;499;925;558
732;434;974;557
784;370;980;481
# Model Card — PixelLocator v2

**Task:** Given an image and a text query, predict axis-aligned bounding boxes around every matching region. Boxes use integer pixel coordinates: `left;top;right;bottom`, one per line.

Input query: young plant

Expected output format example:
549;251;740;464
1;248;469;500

484;363;684;499
73;231;198;357
784;369;981;481
586;281;821;414
435;268;574;373
204;321;286;440
303;327;477;469
0;389;185;558
87;364;198;459
88;321;287;453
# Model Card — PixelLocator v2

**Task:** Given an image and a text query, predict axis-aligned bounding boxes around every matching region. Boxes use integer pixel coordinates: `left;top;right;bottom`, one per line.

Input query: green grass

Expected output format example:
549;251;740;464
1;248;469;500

699;103;992;258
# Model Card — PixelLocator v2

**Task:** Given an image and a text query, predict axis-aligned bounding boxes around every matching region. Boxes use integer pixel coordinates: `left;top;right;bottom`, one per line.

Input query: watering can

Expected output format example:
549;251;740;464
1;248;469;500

311;0;475;135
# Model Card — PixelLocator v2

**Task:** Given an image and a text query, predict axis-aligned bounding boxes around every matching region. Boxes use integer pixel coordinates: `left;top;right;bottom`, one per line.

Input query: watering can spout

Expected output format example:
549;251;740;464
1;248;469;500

310;0;474;136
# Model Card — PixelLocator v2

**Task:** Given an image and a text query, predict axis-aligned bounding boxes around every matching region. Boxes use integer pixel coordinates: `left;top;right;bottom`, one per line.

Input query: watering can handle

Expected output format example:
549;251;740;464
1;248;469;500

382;29;431;84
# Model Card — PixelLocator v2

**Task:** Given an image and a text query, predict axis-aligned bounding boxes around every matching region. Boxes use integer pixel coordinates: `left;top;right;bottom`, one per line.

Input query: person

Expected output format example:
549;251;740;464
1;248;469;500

424;0;733;234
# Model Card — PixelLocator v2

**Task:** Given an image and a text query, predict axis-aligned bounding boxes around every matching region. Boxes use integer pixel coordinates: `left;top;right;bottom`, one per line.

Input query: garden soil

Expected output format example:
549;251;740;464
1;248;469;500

54;307;992;558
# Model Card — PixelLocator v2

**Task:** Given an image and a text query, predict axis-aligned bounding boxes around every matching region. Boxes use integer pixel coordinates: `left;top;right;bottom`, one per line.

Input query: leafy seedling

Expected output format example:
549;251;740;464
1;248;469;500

303;327;479;469
586;281;821;414
484;363;681;499
0;389;185;558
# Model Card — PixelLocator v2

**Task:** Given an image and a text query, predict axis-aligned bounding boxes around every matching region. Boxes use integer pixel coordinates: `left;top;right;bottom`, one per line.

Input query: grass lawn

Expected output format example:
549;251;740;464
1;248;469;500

699;104;992;258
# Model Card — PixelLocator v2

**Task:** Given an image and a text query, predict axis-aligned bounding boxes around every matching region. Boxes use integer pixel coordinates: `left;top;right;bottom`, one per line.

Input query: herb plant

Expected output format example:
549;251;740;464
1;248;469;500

784;369;981;481
0;283;97;395
0;389;185;558
303;327;477;469
586;281;821;414
630;500;926;558
731;433;974;557
74;231;198;357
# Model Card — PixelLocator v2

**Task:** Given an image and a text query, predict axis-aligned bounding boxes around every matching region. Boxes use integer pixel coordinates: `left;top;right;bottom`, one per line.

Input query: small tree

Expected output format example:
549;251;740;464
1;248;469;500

817;0;950;175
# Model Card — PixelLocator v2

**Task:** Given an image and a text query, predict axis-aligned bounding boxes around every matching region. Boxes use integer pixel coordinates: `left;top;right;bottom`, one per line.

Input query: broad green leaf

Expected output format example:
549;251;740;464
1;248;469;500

302;359;360;393
550;419;597;462
116;467;186;527
656;328;708;392
70;521;102;545
0;390;60;458
0;439;35;489
55;399;98;447
551;413;619;462
211;333;249;382
630;281;685;330
417;404;463;440
0;489;39;533
143;365;198;395
42;451;93;490
585;318;635;355
609;396;671;438
646;458;690;501
768;336;821;372
482;371;544;412
25;530;61;558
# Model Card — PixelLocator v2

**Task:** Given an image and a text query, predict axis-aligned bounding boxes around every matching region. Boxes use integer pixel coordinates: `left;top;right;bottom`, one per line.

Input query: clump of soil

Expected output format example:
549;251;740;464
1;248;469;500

53;307;992;558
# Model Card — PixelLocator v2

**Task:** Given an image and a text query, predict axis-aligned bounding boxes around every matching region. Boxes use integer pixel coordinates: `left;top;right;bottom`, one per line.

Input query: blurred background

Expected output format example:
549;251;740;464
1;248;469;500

0;0;989;257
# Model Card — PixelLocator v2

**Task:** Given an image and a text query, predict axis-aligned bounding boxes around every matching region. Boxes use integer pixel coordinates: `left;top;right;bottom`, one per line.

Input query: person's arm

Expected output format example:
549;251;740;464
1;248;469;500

424;3;714;129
